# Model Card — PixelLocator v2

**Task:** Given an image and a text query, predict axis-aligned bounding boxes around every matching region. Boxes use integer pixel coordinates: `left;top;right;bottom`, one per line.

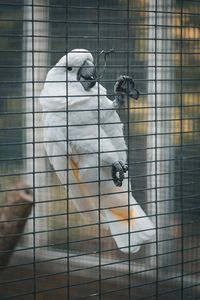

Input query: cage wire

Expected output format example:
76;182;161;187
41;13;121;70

0;0;199;299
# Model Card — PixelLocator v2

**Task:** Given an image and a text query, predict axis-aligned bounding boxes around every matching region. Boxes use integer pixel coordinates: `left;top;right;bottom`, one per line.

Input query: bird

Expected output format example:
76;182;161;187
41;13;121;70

0;181;33;268
39;49;155;253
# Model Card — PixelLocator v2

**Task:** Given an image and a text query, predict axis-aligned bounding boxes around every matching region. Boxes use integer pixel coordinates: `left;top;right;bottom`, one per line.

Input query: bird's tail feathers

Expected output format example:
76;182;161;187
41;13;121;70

104;203;155;253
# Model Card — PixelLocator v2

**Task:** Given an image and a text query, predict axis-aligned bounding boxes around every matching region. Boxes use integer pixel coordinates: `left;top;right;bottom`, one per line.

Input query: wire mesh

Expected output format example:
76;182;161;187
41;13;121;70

0;0;199;299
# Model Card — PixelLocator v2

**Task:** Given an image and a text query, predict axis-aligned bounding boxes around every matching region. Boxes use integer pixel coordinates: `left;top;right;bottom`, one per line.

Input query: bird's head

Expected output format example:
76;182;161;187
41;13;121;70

56;49;97;91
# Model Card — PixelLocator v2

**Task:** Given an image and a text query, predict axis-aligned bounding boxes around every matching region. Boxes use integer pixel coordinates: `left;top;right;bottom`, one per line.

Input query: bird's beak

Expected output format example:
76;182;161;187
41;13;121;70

77;59;97;90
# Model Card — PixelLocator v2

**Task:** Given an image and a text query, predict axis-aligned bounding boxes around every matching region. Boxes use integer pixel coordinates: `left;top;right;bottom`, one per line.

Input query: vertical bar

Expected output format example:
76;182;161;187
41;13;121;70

23;0;34;250
97;1;102;298
147;0;176;273
155;2;158;300
23;0;49;250
180;1;184;299
126;0;131;298
31;1;36;298
23;1;49;297
65;3;70;299
146;0;158;290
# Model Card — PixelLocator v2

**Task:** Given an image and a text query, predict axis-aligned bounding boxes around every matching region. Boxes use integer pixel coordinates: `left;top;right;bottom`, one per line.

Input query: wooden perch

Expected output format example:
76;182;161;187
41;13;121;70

0;182;33;269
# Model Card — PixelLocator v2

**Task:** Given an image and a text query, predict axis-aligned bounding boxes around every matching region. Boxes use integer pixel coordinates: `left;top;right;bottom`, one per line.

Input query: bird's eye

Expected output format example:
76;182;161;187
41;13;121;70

67;67;72;71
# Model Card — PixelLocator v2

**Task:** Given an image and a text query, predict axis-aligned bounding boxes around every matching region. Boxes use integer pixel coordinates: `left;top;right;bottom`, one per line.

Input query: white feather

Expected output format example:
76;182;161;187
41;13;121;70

39;49;155;253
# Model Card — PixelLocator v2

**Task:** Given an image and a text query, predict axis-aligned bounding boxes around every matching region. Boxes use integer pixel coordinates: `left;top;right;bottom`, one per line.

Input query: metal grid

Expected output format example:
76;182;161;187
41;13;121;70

0;0;199;299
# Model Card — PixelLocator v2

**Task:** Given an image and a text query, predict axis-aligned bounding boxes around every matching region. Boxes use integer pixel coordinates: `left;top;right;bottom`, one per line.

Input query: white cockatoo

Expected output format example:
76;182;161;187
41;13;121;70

39;49;155;253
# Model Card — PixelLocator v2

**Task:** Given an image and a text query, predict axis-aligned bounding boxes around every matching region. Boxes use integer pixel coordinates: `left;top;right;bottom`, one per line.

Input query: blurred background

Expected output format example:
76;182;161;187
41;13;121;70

0;0;199;299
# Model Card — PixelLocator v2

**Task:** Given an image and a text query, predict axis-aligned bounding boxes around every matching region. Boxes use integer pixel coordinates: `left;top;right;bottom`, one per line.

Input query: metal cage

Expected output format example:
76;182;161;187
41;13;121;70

0;0;199;299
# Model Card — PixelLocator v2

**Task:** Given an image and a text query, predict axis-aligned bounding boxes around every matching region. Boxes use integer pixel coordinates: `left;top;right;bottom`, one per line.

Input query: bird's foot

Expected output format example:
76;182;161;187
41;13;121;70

112;160;128;187
113;75;139;109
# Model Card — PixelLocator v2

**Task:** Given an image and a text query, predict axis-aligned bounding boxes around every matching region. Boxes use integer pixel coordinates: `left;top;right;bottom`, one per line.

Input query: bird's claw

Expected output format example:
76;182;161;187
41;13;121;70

113;75;139;108
112;160;128;187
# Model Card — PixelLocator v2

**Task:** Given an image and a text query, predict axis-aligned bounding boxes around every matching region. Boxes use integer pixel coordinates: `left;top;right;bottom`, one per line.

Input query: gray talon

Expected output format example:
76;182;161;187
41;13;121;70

113;75;139;109
112;160;128;187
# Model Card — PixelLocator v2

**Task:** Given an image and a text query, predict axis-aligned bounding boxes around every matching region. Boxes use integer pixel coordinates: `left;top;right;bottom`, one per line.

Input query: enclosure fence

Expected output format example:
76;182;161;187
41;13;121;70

0;0;199;300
